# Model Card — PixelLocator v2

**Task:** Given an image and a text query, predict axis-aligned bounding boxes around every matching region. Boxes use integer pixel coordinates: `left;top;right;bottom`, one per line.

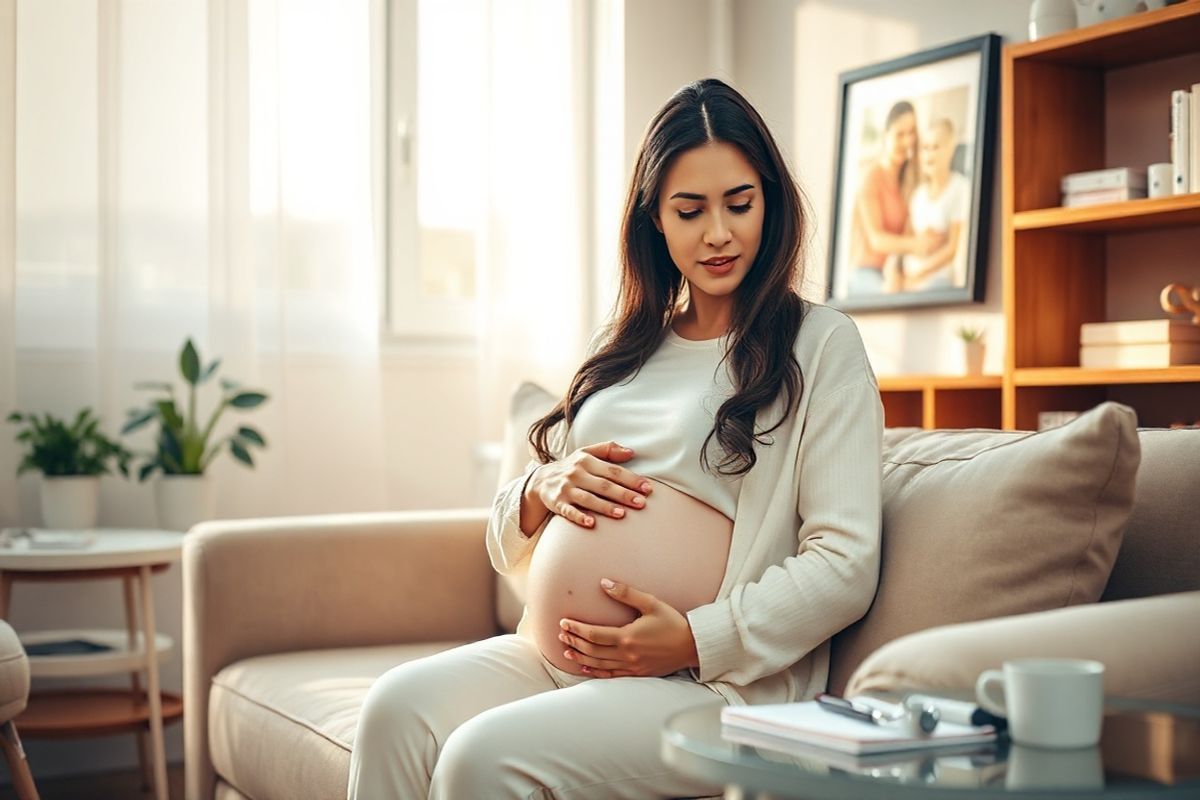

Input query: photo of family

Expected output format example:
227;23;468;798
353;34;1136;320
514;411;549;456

827;34;999;312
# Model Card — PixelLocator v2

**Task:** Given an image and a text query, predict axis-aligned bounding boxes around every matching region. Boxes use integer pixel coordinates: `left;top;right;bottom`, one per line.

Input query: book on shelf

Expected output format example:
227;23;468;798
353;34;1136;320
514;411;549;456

1080;319;1200;346
1060;167;1146;194
1062;186;1147;207
1080;342;1200;369
719;700;998;757
24;638;116;657
1171;89;1191;195
1192;83;1200;192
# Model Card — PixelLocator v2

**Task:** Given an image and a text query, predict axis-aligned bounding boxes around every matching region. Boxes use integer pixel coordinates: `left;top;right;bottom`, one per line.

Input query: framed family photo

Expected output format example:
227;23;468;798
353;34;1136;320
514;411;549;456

826;34;1000;312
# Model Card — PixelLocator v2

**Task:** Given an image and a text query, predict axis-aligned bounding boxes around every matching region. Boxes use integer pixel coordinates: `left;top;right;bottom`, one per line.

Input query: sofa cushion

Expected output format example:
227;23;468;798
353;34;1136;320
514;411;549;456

494;382;558;634
844;591;1200;705
1102;428;1200;601
208;641;469;800
827;401;1141;696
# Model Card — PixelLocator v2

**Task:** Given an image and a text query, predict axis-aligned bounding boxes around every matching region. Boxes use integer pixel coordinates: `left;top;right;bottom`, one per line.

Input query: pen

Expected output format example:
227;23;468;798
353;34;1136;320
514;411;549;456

815;693;888;725
904;694;1007;729
815;693;941;734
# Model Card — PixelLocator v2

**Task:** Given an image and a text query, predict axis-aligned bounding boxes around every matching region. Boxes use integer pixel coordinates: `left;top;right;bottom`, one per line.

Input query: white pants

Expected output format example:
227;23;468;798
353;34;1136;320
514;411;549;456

346;633;728;799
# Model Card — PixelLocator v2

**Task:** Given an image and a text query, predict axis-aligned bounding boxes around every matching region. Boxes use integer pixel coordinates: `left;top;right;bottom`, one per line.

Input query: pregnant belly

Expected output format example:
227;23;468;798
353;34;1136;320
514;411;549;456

524;477;733;676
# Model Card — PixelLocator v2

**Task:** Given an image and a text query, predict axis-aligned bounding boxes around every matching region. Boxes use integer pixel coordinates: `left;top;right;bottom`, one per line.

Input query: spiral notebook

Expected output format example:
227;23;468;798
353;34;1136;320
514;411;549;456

720;700;998;756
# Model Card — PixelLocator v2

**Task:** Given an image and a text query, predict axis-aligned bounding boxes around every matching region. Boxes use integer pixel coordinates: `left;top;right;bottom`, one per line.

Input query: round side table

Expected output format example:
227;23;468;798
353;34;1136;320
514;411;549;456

0;528;184;800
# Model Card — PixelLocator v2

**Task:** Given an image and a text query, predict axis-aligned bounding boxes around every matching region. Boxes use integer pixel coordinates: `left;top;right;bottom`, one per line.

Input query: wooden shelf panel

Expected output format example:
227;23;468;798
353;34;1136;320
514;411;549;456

878;375;1003;392
16;688;183;739
1014;366;1200;386
1013;194;1200;232
1008;2;1200;67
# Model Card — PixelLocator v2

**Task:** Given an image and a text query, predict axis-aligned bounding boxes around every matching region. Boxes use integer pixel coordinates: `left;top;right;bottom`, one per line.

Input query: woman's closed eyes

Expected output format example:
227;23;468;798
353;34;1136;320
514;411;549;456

677;202;753;221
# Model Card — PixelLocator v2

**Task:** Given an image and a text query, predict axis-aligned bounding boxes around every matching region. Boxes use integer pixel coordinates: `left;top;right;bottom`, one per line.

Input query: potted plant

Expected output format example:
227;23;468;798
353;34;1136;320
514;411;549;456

958;324;987;376
6;408;133;529
122;338;269;533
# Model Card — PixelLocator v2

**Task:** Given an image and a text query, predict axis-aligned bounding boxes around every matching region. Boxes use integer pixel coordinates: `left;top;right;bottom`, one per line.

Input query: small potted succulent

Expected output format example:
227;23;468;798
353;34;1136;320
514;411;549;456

122;338;269;533
6;408;133;529
958;324;987;376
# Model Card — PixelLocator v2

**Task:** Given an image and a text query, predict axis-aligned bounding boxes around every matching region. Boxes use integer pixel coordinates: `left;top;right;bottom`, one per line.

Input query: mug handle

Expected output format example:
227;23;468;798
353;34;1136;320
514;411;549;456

975;669;1007;717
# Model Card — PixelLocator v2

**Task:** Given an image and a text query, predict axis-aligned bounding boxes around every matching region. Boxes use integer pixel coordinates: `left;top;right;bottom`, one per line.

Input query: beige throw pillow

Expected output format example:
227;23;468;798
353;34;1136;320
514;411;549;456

494;382;559;634
827;401;1141;696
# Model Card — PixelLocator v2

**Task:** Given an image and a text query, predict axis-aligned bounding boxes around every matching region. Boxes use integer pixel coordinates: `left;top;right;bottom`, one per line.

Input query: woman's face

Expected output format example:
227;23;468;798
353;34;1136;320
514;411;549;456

653;141;764;303
885;111;917;163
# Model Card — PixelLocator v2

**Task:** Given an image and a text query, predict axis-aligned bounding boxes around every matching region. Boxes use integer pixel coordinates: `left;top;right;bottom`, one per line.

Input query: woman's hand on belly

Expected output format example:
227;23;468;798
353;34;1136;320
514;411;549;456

528;441;654;530
556;579;701;679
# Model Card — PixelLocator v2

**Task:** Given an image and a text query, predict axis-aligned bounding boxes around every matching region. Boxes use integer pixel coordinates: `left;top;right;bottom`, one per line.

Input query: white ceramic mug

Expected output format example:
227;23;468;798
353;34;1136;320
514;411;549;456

976;658;1105;749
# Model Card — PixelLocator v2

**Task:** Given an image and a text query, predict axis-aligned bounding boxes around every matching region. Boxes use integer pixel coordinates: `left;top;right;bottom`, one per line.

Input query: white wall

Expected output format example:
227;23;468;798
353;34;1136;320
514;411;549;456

733;0;1032;375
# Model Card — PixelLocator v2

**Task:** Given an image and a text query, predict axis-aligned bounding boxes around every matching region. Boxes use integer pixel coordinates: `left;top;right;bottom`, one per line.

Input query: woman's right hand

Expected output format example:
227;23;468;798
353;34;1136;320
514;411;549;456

529;442;653;529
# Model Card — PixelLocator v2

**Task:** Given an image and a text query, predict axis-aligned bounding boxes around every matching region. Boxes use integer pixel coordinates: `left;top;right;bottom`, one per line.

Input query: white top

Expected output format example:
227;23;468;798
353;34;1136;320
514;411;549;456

562;326;742;519
488;303;884;708
903;171;970;280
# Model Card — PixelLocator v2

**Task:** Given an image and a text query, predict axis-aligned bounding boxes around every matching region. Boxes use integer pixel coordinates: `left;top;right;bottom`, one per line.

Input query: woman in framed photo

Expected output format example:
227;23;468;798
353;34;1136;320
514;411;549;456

849;100;945;295
348;77;883;799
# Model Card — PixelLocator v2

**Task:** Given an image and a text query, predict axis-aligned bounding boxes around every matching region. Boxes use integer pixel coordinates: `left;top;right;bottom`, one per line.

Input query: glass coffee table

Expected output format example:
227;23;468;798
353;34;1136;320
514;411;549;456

662;696;1200;800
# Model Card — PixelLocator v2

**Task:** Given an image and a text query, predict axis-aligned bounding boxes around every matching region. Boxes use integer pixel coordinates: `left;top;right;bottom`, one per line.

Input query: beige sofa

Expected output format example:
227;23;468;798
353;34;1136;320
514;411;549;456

183;403;1200;800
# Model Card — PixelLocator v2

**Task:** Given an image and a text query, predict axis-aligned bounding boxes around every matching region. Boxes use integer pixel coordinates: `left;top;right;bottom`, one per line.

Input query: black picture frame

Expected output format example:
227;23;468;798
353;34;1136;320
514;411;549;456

826;33;1000;312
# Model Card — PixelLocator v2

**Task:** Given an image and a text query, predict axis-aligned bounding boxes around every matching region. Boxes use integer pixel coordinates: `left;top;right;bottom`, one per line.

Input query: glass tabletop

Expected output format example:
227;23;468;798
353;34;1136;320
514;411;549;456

662;696;1200;800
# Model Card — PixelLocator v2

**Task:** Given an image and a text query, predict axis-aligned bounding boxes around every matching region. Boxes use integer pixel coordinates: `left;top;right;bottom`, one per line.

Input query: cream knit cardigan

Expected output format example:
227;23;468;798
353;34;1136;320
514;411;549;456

486;303;884;707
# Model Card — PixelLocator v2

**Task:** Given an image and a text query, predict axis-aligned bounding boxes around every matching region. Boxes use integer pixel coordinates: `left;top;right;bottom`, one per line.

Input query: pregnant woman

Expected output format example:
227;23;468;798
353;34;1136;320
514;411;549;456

348;78;883;799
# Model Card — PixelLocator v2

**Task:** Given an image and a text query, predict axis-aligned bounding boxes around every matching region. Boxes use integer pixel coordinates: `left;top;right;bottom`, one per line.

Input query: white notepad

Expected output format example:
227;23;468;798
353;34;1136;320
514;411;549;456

721;700;997;756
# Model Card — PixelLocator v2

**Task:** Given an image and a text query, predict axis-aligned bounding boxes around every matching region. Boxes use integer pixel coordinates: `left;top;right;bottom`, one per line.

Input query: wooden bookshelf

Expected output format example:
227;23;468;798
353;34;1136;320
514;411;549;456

878;375;1002;430
1000;1;1200;430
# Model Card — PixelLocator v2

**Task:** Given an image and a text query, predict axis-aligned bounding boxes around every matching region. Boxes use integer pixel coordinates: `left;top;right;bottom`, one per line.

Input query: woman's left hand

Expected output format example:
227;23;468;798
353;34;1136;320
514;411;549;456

557;579;700;678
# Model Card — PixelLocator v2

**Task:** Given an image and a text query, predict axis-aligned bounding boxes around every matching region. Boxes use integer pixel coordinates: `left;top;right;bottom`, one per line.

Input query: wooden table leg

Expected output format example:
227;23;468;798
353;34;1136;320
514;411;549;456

0;720;41;800
123;575;152;791
139;565;168;800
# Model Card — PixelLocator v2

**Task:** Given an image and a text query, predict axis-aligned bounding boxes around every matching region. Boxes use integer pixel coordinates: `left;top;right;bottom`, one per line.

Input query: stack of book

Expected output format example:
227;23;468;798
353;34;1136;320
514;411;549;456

1060;167;1146;207
1080;320;1200;369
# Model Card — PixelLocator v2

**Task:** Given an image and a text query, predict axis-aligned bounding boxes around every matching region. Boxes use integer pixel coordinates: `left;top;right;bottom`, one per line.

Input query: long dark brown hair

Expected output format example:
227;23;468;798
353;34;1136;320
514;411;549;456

529;78;809;477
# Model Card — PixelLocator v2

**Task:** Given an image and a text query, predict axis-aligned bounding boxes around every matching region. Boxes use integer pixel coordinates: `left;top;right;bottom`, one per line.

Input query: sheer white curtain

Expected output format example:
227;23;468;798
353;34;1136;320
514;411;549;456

0;0;387;527
475;0;593;442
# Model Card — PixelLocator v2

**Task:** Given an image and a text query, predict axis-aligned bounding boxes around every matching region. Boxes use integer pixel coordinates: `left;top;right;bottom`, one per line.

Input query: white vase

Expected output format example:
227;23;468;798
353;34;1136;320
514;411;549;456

40;475;100;529
1029;0;1077;40
154;473;216;533
964;341;987;376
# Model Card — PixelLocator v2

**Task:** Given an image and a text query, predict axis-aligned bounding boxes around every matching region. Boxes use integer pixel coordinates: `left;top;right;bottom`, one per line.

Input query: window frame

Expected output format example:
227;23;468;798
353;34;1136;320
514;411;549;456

378;0;479;346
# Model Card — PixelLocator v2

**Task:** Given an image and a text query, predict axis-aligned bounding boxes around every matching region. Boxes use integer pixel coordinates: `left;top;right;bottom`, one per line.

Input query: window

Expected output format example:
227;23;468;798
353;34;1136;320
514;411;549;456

383;0;486;341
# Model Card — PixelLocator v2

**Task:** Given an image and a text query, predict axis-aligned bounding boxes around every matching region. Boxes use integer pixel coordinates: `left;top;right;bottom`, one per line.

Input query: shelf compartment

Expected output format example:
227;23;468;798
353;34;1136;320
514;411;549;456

1008;2;1200;68
878;376;1003;430
15;688;184;739
1015;382;1200;430
19;628;173;679
1014;366;1200;386
1013;194;1200;233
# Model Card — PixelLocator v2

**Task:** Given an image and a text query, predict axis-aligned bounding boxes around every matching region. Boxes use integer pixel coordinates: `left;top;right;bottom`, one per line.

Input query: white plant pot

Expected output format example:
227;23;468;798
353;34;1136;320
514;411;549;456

155;473;216;533
40;475;100;529
964;341;987;376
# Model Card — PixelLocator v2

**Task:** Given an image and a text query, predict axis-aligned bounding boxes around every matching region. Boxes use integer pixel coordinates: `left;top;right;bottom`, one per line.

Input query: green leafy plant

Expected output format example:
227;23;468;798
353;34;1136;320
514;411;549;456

6;408;133;477
121;338;269;482
957;324;986;344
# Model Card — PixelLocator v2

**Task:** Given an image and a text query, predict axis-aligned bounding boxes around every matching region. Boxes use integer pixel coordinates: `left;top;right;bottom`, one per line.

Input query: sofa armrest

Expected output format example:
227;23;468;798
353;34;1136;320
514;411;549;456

844;591;1200;705
183;508;495;800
